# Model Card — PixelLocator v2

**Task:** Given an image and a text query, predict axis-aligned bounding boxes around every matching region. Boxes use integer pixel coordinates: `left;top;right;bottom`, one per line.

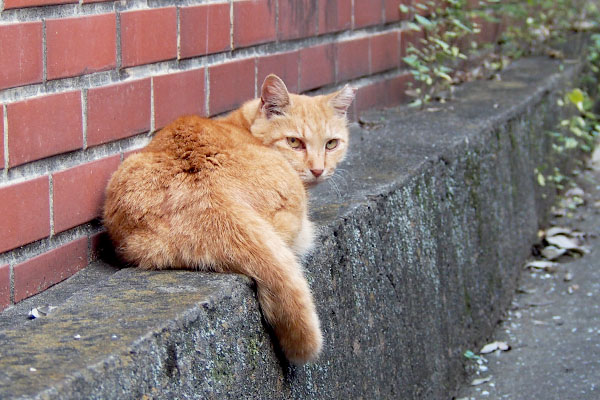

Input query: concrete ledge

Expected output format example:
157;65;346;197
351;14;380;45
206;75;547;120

0;57;582;399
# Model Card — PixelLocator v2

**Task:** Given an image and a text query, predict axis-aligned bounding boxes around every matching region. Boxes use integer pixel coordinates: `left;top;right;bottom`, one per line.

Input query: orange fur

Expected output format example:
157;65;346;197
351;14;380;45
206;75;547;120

103;75;355;364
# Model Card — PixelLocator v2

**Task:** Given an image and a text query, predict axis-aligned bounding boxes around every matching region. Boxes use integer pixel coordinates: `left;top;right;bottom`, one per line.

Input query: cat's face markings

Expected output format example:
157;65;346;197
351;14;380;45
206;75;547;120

283;128;348;184
254;75;355;185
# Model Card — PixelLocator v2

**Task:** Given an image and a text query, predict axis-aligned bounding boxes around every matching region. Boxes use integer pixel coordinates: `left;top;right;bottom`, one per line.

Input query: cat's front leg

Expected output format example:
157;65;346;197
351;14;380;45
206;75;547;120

292;215;316;257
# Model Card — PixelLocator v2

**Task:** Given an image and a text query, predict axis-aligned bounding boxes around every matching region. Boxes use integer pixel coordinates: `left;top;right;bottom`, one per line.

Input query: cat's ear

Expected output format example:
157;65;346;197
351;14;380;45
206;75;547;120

260;74;290;119
328;85;356;117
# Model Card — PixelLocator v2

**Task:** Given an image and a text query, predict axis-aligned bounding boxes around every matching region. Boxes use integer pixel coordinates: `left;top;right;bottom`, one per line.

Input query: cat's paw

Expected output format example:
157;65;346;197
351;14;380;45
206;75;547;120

293;218;316;257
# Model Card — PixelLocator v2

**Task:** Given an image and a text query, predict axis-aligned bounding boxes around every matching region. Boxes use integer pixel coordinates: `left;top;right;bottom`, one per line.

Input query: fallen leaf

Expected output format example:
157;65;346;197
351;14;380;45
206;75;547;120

564;272;573;282
28;309;40;319
533;319;550;325
568;284;580;294
546;234;579;249
541;245;567;260
545;226;573;238
564;187;584;198
27;305;57;319
480;341;510;354
525;260;558;272
517;287;536;294
471;376;492;386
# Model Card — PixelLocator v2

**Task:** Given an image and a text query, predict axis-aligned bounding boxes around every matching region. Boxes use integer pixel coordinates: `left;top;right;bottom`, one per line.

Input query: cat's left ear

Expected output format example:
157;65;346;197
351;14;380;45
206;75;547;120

260;74;290;119
328;85;357;117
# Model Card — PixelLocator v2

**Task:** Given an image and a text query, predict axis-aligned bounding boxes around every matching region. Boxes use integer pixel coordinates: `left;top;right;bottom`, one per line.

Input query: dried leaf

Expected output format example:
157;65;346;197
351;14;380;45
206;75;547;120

471;376;492;386
564;272;573;282
545;226;573;238
541;246;567;260
525;260;558;272
27;305;57;319
28;309;40;319
480;341;510;354
568;284;580;294
546;235;589;254
565;187;584;198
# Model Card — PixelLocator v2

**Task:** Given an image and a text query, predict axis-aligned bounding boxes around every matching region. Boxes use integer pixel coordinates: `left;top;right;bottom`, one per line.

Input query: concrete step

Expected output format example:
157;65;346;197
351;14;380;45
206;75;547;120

0;57;583;399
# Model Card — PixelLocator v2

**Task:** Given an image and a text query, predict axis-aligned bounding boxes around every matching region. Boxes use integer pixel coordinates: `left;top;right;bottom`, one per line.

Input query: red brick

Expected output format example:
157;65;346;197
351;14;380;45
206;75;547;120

299;43;335;92
208;59;255;115
4;0;76;8
318;0;352;34
0;264;10;311
370;31;400;74
233;0;276;48
120;7;177;68
354;0;383;28
385;0;411;22
278;0;318;41
53;155;121;233
257;51;300;94
0;22;43;90
13;238;87;302
7;91;83;167
0;177;50;253
90;230;110;262
355;74;411;117
355;81;384;116
384;73;411;106
473;16;500;44
0;107;4;169
153;69;206;129
336;38;370;82
180;3;231;59
86;79;151;146
46;13;117;80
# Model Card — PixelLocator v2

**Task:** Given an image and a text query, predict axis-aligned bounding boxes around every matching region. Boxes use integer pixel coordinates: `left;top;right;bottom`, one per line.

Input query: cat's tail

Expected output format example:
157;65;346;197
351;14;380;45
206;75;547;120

216;210;323;365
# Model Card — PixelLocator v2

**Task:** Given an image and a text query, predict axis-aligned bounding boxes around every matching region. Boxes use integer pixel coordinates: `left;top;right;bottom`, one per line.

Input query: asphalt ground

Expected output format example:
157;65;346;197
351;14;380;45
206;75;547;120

455;161;600;400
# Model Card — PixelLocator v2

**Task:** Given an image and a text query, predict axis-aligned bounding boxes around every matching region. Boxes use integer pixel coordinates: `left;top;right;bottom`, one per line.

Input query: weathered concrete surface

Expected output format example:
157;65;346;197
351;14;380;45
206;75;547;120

0;57;583;399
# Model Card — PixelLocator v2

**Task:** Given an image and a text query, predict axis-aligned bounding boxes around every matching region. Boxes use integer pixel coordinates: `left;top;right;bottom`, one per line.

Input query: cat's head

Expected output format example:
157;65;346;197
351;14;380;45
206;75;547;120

250;74;355;185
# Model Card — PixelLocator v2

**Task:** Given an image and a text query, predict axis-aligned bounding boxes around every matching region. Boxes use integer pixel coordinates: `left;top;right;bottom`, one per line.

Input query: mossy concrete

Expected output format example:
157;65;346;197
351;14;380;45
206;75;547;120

0;57;583;399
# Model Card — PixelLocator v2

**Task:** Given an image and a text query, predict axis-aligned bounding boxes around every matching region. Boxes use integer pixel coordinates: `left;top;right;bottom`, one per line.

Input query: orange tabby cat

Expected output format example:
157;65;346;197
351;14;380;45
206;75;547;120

103;74;355;364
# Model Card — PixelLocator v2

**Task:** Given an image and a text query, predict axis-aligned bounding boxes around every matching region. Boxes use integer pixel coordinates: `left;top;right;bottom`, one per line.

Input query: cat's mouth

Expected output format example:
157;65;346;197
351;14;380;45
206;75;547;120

302;175;327;187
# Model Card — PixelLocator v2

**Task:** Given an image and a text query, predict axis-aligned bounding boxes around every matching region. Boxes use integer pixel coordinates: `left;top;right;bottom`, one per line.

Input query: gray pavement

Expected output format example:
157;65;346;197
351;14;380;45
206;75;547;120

456;165;600;400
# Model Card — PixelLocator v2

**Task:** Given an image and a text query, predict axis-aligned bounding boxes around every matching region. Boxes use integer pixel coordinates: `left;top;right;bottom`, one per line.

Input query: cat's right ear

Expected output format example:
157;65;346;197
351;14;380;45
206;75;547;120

260;74;290;119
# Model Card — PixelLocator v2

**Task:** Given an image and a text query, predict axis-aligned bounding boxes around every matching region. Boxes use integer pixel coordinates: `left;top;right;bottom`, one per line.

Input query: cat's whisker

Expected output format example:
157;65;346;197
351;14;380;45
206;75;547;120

328;175;342;198
334;168;350;180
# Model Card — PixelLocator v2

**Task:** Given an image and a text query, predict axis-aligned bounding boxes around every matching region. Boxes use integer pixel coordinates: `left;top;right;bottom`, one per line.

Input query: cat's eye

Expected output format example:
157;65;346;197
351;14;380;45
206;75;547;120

325;139;339;150
287;137;304;150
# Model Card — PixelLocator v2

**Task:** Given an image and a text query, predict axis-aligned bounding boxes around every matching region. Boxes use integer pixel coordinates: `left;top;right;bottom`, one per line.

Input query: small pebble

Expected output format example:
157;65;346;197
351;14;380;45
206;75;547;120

74;334;81;340
29;367;37;372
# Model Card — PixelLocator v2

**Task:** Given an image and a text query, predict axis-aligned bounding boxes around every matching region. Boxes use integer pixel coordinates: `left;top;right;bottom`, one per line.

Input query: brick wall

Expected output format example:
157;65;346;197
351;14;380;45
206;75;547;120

0;0;499;310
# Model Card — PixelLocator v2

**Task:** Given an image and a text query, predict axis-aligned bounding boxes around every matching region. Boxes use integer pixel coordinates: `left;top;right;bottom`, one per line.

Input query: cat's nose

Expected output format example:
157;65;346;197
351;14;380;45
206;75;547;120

310;169;324;178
